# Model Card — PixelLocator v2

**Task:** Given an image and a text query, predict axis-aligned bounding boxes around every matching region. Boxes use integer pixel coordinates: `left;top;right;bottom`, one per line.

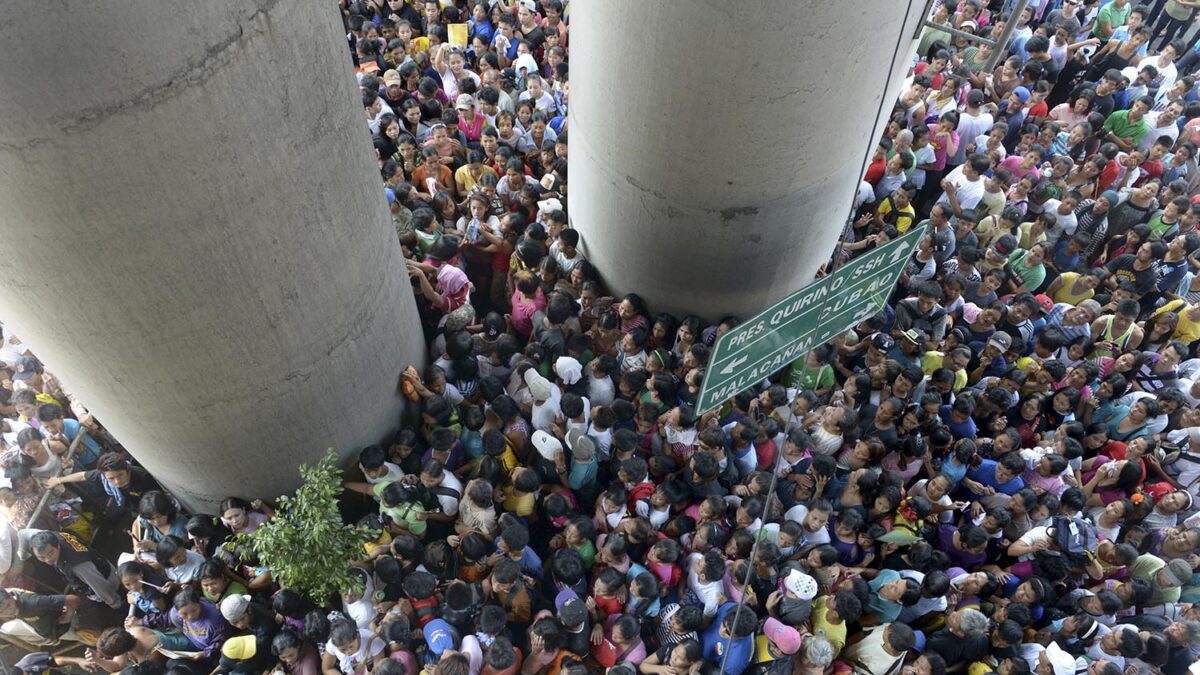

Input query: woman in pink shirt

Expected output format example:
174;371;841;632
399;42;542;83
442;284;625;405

455;95;484;145
509;270;545;338
1000;146;1045;182
929;111;960;174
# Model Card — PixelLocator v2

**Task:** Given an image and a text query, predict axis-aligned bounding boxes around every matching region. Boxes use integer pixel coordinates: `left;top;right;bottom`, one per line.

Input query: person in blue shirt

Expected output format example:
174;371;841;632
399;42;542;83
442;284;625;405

939;397;978;440
37;402;102;469
961;452;1027;501
888;330;927;370
1050;232;1088;273
493;15;520;63
701;602;757;675
969;332;1012;382
1110;5;1150;58
495;523;544;580
467;2;494;45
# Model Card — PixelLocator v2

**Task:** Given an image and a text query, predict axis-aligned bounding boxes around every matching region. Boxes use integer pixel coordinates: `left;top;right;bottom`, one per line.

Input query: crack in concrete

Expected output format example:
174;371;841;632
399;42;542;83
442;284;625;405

766;87;805;103
718;205;759;221
625;173;760;223
624;174;668;201
0;0;284;154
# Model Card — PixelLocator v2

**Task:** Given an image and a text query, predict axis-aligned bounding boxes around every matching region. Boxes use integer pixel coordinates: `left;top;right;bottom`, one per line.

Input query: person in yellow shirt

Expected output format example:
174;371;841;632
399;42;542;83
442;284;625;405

1155;298;1200;345
808;592;862;658
482;429;519;476
874;183;917;234
500;467;538;519
454;151;498;196
975;206;1022;252
1017;211;1054;249
921;345;971;392
1045;268;1103;304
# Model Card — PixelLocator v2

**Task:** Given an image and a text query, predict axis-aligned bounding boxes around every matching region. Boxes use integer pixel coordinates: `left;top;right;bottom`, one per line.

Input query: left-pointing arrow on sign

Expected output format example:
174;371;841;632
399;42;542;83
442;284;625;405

719;354;750;376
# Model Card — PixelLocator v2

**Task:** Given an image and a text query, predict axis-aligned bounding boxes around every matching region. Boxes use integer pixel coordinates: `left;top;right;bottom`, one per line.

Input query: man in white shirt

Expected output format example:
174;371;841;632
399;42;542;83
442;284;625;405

0;417;30;454
897;569;949;623
1140;45;1180;94
951;90;995;167
418;459;462;518
364;90;393;134
1043;195;1080;241
525;368;562;432
358;446;403;485
481;70;515;113
938;154;991;215
686;551;725;619
1137;101;1184;154
586;357;617;407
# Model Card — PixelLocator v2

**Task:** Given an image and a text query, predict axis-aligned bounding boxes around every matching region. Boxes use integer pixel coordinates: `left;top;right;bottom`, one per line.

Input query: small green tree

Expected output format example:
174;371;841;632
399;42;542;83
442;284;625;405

233;449;376;604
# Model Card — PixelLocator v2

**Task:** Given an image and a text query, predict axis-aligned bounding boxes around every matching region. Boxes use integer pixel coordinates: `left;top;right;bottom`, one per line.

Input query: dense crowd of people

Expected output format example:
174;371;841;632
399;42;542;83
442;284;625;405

4;1;1200;675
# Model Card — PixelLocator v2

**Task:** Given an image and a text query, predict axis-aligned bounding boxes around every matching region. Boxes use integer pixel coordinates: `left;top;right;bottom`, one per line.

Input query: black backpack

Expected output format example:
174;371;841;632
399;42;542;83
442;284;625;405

1051;515;1097;567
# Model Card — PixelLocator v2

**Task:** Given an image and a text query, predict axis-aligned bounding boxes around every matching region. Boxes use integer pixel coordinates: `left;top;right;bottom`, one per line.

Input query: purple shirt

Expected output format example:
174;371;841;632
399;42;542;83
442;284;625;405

939;523;986;569
421;440;464;472
169;600;231;658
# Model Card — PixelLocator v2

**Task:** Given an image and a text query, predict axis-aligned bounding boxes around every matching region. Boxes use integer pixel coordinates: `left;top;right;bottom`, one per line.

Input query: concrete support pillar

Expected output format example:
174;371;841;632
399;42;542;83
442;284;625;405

0;1;423;509
569;1;925;317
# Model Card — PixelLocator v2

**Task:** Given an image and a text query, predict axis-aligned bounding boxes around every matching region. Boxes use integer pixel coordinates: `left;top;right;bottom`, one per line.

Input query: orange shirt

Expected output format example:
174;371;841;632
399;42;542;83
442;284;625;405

412;163;453;192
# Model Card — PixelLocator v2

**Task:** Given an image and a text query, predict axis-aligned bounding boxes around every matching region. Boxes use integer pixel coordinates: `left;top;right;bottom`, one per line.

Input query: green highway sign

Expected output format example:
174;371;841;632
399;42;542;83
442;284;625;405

696;224;927;414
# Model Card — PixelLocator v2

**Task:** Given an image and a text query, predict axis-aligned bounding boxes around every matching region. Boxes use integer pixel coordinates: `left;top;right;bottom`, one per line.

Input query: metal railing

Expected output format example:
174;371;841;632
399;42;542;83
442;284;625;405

0;430;90;655
27;430;86;531
912;0;1032;71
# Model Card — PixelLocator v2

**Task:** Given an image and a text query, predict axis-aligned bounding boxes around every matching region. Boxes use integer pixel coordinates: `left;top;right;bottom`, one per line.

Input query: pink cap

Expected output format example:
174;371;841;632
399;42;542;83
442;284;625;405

961;302;981;324
763;618;803;655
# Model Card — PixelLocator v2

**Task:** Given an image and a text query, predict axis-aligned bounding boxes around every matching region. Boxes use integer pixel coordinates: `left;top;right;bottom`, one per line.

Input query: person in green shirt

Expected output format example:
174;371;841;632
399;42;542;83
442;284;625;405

810;592;862;658
388;188;414;247
339;479;431;537
1102;97;1152;152
917;3;953;57
1148;195;1190;240
374;480;429;537
866;569;919;624
560;516;597;569
1094;0;1132;41
1007;243;1049;293
1129;553;1190;605
199;560;249;605
412;206;443;255
784;346;835;398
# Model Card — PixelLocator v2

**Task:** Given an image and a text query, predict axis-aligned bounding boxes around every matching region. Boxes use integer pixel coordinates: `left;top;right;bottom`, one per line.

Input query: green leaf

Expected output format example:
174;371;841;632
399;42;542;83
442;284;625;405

230;449;378;604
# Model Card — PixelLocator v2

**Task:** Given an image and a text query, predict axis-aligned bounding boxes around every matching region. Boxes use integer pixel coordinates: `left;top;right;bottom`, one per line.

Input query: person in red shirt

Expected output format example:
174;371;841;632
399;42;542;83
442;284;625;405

913;50;950;92
1097;148;1122;193
1025;81;1052;122
865;139;892;186
1134;136;1172;186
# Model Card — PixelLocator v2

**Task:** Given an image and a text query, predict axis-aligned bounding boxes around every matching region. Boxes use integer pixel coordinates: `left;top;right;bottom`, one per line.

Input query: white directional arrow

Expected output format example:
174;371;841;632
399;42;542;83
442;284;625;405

719;354;750;376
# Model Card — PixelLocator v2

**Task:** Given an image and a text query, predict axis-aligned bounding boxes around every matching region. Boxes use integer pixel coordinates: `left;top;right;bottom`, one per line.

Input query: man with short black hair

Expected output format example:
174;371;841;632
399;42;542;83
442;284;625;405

27;531;123;611
939;153;992;216
700;601;757;675
842;622;917;675
893;282;948;342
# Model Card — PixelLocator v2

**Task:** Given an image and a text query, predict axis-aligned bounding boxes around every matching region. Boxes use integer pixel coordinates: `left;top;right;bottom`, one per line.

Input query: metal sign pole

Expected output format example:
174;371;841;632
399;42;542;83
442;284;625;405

982;0;1033;73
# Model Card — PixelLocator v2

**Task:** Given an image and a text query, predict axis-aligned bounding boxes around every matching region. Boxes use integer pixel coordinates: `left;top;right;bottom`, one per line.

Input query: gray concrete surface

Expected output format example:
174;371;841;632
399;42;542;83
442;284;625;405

0;0;424;509
569;0;926;317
